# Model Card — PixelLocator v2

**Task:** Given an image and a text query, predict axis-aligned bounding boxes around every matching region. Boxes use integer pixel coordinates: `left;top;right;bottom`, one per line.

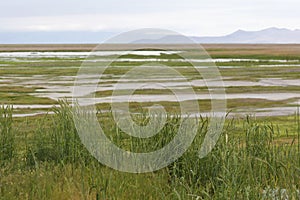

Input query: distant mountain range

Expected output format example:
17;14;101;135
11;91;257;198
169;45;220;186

194;27;300;44
1;27;300;44
136;28;300;44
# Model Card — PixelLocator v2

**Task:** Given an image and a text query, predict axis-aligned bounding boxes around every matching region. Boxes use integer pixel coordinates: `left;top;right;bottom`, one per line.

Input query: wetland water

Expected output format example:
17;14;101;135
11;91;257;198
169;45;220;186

0;51;299;117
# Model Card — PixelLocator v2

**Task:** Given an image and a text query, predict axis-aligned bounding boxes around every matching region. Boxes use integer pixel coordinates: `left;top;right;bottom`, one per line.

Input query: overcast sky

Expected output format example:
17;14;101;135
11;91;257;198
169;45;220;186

1;0;299;36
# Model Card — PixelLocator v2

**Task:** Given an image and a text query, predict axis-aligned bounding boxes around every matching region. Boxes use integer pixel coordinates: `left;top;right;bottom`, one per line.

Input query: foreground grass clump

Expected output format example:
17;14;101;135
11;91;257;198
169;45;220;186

168;116;300;199
0;102;300;199
26;100;93;166
0;105;14;164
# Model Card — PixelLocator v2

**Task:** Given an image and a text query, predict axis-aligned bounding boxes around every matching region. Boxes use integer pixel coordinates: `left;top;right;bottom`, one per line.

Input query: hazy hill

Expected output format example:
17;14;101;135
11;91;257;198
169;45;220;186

1;28;300;44
135;28;300;44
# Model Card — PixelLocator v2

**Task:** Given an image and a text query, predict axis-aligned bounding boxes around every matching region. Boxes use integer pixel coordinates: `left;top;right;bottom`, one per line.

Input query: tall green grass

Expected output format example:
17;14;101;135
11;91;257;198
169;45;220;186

0;105;14;164
168;116;300;199
26;100;93;167
1;101;300;199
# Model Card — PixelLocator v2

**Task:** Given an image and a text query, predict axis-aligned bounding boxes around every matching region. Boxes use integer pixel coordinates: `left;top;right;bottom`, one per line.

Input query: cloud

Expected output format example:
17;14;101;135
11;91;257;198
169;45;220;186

0;0;299;36
0;11;223;34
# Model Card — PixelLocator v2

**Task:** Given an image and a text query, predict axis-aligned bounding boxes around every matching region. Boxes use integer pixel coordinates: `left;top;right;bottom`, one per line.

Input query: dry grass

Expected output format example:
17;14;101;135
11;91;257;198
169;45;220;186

204;44;300;57
1;44;300;56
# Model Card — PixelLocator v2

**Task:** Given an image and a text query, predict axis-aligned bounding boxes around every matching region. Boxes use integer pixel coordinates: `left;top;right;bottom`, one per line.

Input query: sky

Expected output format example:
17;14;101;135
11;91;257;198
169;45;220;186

1;0;299;36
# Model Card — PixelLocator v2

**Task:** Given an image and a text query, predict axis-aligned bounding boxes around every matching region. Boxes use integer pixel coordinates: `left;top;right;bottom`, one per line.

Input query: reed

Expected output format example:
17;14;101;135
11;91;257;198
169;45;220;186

1;101;299;199
0;105;14;164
